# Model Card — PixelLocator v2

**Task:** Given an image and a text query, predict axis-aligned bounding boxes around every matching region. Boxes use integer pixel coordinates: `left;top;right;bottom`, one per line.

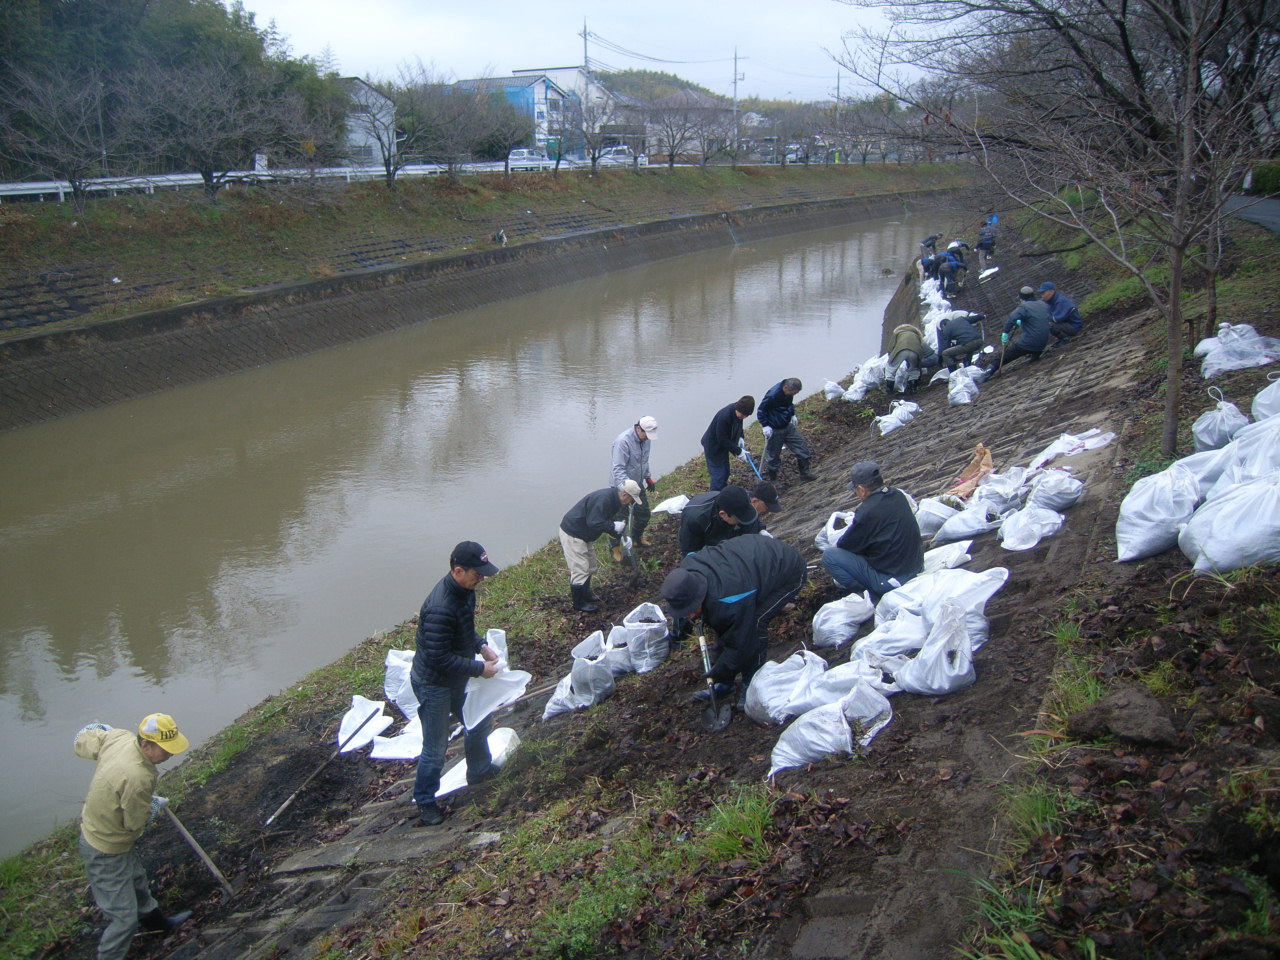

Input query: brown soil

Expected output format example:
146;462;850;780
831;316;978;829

49;236;1280;960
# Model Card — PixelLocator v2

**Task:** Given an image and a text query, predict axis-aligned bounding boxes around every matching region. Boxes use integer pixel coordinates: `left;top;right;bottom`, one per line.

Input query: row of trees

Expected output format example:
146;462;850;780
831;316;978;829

835;0;1280;454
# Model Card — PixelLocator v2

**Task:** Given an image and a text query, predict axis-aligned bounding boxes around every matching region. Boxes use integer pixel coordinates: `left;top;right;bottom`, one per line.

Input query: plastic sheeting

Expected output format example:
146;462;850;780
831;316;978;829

336;696;394;753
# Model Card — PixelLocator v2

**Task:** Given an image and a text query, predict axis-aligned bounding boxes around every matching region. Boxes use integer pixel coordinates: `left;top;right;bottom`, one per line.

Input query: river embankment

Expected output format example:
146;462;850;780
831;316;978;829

0;165;967;431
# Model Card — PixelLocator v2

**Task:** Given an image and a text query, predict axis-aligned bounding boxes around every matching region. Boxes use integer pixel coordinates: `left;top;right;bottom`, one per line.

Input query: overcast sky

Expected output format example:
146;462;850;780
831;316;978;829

242;0;882;103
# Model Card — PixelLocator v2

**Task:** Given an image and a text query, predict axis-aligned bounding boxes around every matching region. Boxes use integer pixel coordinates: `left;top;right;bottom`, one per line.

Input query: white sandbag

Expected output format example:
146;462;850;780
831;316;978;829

1028;428;1116;471
811;592;876;648
462;629;533;729
875;567;1009;651
383;648;418;719
1115;464;1201;561
1172;446;1235;501
785;660;891;716
923;540;972;572
744;650;828;726
541;673;590;720
433;727;521;798
337;696;393;752
768;683;893;777
850;609;928;661
915;497;960;538
815;511;855;552
930;368;952;384
571;651;615;703
370;715;422;760
948;370;980;405
844;354;889;402
932;501;1002;544
875;399;919;436
1201;323;1280;379
974;468;1033;513
823;379;846;400
1192;388;1250;451
1178;473;1280;574
999;506;1065;551
1205;416;1280;501
889;602;976;696
1253;376;1280;422
570;629;631;677
651;494;690;515
620;603;670;673
1026;470;1084;511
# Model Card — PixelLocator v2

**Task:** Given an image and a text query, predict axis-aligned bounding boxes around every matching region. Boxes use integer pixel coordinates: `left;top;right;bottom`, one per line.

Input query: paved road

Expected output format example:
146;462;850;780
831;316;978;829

1226;195;1280;233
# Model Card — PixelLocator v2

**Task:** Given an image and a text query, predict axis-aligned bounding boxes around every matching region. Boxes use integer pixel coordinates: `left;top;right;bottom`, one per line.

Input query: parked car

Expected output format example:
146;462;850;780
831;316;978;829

595;146;647;168
507;148;552;170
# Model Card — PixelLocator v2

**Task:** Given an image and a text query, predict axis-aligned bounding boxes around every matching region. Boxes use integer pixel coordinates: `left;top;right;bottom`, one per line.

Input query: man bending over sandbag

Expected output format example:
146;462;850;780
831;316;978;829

820;461;924;601
660;535;807;709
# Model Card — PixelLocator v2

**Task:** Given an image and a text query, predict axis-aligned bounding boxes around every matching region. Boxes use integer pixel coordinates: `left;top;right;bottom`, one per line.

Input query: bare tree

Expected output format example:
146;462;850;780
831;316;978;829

837;0;1280;455
645;91;707;170
569;94;626;172
0;64;122;217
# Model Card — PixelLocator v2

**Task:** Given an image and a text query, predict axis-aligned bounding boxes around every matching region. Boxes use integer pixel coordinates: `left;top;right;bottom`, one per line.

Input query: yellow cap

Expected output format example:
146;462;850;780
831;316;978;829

138;713;190;754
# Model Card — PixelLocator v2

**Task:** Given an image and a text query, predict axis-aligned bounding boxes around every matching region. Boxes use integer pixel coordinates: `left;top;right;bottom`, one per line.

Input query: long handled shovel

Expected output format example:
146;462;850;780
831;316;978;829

622;504;641;587
264;707;382;827
742;448;764;483
697;635;732;732
164;806;236;900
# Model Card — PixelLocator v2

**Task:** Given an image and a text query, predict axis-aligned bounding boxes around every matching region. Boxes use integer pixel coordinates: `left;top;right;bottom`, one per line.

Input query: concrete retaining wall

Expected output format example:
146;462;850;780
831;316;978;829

0;193;925;432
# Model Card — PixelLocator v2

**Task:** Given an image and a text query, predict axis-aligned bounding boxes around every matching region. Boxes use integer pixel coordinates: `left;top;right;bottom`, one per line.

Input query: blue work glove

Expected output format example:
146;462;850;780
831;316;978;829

1000;332;1009;344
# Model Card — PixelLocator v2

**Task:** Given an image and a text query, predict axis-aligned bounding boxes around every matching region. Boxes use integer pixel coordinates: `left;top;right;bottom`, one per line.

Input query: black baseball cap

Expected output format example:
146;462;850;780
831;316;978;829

661;569;708;618
450;541;500;576
848;461;884;491
751;481;783;513
714;485;758;525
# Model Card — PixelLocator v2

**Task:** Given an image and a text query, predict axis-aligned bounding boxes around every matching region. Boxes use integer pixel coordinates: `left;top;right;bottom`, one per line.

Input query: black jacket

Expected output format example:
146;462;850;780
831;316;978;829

682;535;806;663
412;573;485;687
938;313;983;353
561;487;622;542
700;402;745;458
834;487;924;580
678;491;762;555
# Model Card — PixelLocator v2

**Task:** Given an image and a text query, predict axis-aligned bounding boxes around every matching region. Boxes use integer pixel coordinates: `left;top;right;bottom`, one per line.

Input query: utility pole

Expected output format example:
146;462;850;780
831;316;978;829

732;48;745;159
581;19;589;77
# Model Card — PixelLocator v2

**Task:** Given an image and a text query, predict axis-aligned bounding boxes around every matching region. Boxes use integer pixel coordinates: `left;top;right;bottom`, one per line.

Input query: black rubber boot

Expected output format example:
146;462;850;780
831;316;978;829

766;469;778;482
570;583;598;613
138;908;192;933
797;459;816;482
583;576;599;602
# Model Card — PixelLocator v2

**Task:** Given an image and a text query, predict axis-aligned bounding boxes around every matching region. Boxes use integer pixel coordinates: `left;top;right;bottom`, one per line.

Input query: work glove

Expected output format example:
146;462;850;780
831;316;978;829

762;426;773;440
149;796;169;821
73;721;109;745
1000;332;1009;344
621;536;633;551
645;478;656;492
736;447;749;463
790;416;798;428
613;520;626;535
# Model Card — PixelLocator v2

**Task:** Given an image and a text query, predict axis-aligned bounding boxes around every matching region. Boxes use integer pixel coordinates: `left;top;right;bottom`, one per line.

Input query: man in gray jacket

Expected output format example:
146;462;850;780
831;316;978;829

609;416;658;558
981;287;1052;379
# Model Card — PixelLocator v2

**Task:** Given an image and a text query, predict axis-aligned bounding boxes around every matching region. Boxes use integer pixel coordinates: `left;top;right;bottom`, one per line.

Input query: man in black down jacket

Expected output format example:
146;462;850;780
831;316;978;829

820;462;923;600
660;535;807;703
411;541;502;826
677;484;761;555
700;395;755;491
559;480;641;612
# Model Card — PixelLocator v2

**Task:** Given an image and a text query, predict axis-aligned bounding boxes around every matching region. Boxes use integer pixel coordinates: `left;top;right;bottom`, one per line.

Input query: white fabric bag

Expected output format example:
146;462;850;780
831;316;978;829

1201;323;1280;379
785;660;892;716
383;648;418;719
1178;473;1280;574
1115;464;1201;561
768;683;893;777
1026;470;1085;511
571;629;632;678
815;511;856;552
1028;428;1116;471
922;540;973;572
875;400;919;436
932;501;1002;544
463;629;533;730
999;506;1065;551
1171;446;1235;501
889;602;976;696
915;497;960;538
875;567;1009;651
1253;375;1280;422
370;715;422;760
337;696;393;752
1205;416;1280;501
823;379;846;400
974;468;1032;514
744;650;828;726
850;609;928;661
620;603;670;673
651;494;691;515
811;592;876;648
948;370;980;406
1192;388;1250;451
433;728;520;798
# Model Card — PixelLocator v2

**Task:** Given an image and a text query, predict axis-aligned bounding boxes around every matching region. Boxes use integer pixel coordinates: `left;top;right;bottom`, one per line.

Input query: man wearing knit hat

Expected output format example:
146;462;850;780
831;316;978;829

559;480;642;612
74;713;192;960
609;416;659;559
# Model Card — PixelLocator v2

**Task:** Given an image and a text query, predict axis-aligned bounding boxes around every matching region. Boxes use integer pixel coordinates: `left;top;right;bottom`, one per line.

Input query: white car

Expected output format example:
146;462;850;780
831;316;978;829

595;146;647;167
507;149;552;170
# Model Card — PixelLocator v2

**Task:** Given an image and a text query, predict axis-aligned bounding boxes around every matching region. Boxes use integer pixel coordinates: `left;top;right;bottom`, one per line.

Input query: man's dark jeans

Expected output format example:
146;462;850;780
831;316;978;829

413;679;494;811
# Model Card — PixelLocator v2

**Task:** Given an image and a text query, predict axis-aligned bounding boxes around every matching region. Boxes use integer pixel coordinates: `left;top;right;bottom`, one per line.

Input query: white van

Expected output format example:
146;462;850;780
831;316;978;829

596;146;648;167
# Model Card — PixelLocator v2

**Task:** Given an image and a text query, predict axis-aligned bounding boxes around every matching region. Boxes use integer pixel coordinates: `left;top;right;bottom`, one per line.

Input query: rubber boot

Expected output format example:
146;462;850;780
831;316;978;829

570;583;598;613
138;908;192;933
583;576;599;603
797;458;816;482
766;469;778;482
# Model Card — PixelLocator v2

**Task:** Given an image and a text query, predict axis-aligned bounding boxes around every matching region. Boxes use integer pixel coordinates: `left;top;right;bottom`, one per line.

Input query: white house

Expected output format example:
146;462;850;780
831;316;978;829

340;77;397;167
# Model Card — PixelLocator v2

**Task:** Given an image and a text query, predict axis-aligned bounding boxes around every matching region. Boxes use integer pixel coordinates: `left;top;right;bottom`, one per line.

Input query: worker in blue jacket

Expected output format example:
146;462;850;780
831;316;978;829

1038;281;1085;345
756;378;814;482
700;395;755;491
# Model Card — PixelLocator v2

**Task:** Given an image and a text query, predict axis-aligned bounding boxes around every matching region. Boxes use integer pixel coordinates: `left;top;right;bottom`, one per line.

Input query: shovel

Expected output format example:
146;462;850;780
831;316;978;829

742;448;764;483
164;805;237;900
697;635;732;732
621;504;641;587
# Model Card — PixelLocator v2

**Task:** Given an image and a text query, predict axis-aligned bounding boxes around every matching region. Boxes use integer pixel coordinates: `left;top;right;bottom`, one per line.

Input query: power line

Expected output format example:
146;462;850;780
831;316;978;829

586;30;735;67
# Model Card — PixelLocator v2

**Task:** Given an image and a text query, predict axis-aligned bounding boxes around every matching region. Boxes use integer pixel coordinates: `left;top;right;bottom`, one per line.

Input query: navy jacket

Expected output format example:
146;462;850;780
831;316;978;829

1044;291;1083;331
412;573;485;688
938;314;983;353
678;491;762;555
835;486;924;580
757;382;796;430
561;487;622;542
701;402;745;458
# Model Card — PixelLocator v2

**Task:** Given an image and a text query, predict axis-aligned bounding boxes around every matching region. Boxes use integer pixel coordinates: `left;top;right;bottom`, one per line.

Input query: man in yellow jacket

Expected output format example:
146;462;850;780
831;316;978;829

75;713;192;960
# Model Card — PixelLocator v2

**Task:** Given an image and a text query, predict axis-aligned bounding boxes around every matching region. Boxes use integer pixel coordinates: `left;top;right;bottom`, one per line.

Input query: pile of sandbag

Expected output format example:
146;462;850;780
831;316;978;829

1196;323;1280;380
875;399;921;436
1118;381;1280;572
923;466;1082;551
543;603;670;719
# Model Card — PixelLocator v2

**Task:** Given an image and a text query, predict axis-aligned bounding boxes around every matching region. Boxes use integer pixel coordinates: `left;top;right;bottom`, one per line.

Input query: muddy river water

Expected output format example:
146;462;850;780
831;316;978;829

0;210;930;855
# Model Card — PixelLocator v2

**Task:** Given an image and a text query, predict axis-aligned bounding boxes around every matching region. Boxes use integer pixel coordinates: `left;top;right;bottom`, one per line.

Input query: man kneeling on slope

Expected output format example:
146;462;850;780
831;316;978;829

820;461;924;601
